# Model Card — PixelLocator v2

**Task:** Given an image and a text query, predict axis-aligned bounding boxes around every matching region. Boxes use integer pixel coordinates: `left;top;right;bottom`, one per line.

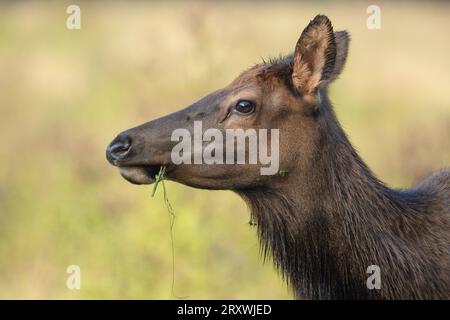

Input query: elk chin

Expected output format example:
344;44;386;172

118;166;161;185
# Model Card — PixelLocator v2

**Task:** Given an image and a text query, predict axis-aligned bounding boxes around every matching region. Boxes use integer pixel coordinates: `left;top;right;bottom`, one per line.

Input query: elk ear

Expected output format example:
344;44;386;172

292;15;337;96
329;31;350;81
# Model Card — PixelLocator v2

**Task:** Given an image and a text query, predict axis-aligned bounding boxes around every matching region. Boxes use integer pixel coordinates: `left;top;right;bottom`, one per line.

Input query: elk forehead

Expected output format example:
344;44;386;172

224;58;295;105
234;58;294;84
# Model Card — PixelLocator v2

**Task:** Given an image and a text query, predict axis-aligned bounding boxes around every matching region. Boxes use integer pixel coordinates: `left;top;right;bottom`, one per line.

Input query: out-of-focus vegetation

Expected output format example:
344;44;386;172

0;1;449;299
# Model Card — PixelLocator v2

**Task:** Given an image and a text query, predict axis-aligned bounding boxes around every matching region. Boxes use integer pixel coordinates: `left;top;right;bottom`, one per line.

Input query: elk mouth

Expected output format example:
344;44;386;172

118;165;165;185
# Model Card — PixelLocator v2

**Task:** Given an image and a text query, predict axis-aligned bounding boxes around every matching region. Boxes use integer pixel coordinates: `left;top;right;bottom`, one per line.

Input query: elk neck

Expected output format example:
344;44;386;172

237;93;429;299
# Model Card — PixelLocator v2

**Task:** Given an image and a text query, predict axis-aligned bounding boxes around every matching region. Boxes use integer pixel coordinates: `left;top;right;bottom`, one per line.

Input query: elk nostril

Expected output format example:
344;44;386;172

107;135;132;163
111;142;130;154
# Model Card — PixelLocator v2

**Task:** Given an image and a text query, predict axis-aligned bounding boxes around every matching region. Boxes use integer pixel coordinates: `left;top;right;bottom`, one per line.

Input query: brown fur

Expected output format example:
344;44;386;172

107;15;450;299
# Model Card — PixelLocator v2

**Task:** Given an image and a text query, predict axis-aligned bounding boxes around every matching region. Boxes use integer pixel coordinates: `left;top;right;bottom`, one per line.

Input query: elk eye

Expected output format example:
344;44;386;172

234;100;255;115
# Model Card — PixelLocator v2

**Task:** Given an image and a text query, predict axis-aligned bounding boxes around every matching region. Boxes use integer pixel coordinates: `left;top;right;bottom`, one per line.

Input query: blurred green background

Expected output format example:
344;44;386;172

0;1;449;299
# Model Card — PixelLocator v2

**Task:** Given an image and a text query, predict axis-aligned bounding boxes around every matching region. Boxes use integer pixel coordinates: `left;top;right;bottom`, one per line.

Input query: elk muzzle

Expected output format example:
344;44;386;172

106;115;179;185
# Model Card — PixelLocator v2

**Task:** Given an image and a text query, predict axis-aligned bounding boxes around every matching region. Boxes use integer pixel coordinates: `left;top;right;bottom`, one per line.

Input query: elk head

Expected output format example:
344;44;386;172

106;15;349;191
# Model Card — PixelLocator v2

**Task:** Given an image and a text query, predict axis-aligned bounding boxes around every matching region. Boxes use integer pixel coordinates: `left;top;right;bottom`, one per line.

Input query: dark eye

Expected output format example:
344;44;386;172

234;100;255;115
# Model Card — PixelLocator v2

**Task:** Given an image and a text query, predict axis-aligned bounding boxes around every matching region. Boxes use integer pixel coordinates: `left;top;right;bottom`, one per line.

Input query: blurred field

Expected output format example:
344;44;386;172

0;1;449;299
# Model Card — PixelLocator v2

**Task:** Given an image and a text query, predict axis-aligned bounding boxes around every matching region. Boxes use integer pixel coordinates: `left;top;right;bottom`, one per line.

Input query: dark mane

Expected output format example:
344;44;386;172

237;94;450;299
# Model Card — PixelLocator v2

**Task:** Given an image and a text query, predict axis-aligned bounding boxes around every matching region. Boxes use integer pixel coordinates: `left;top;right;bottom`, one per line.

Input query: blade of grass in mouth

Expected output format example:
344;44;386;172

150;166;188;299
151;166;166;197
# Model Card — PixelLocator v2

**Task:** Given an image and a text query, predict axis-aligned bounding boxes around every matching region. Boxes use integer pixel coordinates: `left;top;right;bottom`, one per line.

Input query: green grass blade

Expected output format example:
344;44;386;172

151;166;166;197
